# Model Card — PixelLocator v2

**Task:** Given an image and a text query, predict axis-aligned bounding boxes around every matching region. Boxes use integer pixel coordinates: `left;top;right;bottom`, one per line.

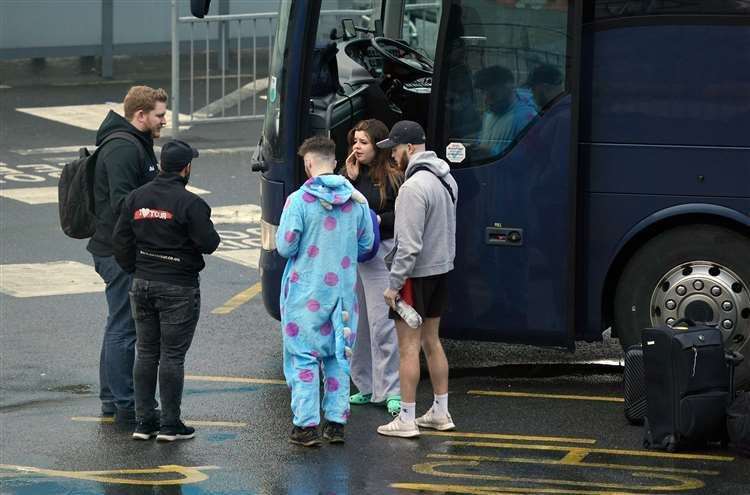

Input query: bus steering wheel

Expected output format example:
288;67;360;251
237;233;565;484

370;37;434;78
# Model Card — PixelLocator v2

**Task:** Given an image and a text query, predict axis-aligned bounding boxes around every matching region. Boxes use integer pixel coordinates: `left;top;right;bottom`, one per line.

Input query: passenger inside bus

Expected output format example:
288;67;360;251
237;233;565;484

474;65;538;156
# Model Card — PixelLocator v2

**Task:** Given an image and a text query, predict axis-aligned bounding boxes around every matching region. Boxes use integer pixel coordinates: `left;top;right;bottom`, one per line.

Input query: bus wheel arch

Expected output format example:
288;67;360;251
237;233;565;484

608;218;750;389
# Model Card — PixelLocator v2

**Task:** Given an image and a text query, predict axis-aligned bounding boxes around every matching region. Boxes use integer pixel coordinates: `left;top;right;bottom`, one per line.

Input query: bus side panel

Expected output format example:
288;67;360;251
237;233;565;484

579;21;750;340
581;193;750;339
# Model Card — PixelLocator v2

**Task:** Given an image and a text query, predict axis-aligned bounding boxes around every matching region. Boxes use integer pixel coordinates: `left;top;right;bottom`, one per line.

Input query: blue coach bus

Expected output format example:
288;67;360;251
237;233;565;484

197;1;749;377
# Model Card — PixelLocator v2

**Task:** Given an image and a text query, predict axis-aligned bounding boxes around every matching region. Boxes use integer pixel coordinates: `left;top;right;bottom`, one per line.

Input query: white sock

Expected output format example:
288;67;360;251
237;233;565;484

433;393;449;416
399;402;416;423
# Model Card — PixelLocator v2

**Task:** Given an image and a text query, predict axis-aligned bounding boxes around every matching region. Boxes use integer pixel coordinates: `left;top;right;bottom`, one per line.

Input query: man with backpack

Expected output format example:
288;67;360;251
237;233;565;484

374;121;459;438
88;86;167;423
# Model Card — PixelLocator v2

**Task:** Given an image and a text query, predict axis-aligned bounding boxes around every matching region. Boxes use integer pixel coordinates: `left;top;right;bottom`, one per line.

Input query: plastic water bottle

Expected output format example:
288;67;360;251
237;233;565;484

395;299;422;329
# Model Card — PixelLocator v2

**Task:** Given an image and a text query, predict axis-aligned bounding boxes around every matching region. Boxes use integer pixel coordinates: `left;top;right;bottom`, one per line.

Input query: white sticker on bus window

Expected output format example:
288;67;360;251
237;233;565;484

269;76;278;103
446;142;466;163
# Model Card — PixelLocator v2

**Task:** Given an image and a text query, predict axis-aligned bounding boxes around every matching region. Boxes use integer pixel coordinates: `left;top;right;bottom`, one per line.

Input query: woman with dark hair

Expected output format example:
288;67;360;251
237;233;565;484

342;119;403;416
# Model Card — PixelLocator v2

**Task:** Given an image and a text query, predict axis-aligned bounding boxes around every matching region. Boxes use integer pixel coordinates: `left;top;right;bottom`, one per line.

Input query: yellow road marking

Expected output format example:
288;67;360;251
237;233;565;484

0;464;219;486
411;459;706;492
71;417;247;428
446;440;734;461
185;374;286;385
427;454;720;476
468;390;625;403
211;282;261;315
420;431;596;444
390;480;703;495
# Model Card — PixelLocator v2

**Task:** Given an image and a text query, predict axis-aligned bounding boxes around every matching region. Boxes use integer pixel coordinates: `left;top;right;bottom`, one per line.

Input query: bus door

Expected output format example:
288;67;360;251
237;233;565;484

428;1;581;347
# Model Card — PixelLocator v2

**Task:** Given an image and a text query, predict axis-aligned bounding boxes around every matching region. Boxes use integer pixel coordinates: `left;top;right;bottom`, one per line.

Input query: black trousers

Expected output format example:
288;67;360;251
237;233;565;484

129;278;200;427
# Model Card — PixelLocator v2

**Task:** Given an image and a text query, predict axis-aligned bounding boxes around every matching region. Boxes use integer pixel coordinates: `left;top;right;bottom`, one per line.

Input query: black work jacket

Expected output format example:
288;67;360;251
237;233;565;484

87;111;159;256
113;173;220;287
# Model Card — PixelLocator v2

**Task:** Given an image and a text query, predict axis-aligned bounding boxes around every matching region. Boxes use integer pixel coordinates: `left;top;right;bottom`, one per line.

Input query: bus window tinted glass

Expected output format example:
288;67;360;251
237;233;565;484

437;0;570;165
403;1;443;59
590;0;750;20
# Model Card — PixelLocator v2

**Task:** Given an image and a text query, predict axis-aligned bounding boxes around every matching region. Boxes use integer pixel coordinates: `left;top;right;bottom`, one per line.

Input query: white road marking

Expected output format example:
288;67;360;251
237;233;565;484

0;186;59;204
213;249;260;269
0;261;104;298
194;77;269;118
0;185;210;204
210;204;261;225
16;103;190;135
12;145;253;156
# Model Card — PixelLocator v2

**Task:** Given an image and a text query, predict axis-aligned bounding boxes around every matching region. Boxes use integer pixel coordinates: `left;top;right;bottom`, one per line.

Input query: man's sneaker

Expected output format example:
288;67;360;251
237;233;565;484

322;422;345;443
377;417;420;438
289;426;322;447
156;422;195;442
132;419;160;440
416;407;456;431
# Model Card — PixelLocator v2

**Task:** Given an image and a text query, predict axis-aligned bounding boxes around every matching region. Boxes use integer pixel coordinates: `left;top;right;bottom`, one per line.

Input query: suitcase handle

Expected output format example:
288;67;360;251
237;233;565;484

726;351;744;367
672;317;696;328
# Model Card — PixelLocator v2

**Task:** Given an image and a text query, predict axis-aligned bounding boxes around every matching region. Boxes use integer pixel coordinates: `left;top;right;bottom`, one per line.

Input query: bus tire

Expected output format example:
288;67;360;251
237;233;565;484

613;224;750;390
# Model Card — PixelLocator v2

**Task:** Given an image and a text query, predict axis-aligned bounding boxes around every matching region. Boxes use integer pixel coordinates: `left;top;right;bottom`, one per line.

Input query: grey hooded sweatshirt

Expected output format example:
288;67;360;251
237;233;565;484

389;150;458;291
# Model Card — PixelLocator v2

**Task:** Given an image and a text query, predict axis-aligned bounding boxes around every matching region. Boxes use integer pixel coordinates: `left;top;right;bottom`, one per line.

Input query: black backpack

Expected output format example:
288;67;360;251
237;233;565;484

727;391;750;456
58;132;144;239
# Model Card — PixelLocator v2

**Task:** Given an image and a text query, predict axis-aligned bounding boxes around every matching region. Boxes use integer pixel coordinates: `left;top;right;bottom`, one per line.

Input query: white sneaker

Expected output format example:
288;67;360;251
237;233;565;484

377;416;420;438
416;407;455;431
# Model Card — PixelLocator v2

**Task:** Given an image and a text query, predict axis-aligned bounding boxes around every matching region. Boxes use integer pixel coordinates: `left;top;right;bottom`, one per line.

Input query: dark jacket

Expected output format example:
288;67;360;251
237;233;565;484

87;111;159;256
112;173;221;287
345;164;399;240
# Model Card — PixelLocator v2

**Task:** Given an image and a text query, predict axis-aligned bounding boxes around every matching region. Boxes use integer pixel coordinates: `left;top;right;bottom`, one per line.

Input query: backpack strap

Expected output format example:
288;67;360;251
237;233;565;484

97;131;146;164
409;166;456;204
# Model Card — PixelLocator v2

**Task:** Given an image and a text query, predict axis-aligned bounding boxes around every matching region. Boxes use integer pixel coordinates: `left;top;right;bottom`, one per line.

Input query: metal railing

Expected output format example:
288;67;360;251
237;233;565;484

171;0;278;135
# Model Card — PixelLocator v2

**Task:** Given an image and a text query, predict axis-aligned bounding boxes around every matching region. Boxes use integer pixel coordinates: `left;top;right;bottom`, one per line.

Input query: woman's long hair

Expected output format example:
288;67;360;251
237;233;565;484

346;119;403;208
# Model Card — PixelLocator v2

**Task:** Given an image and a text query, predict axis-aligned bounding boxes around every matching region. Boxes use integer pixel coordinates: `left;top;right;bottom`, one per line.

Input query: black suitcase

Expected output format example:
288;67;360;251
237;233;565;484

624;345;647;425
642;319;735;451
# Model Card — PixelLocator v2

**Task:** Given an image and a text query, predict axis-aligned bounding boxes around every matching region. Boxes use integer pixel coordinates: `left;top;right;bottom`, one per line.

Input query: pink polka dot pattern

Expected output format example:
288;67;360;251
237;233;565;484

298;369;314;382
285;322;299;337
284;231;296;243
326;377;340;392
324;216;337;231
341;256;351;269
320;321;332;336
307;245;319;258
284;197;291;209
343;409;351;420
303;192;316;203
324;272;339;286
333;194;342;203
342;201;353;213
310;350;320;358
306;299;320;312
290;271;299;283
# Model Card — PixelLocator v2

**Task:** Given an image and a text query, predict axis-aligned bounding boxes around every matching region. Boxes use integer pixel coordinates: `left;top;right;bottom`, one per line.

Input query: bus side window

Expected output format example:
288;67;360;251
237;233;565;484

436;0;571;167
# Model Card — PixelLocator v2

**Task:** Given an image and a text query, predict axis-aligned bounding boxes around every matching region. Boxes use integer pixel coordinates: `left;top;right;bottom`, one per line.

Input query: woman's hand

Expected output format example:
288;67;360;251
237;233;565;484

345;151;359;182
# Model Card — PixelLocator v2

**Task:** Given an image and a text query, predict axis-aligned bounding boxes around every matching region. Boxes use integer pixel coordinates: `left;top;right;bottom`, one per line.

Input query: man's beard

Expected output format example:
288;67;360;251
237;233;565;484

398;152;409;171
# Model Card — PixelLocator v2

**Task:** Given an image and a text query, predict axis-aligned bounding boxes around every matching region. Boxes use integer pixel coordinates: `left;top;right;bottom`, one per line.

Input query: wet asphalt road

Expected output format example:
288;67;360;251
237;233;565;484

1;64;749;495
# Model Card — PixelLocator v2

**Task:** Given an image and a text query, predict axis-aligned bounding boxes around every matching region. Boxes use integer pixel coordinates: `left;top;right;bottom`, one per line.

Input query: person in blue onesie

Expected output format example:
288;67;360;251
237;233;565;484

276;136;375;447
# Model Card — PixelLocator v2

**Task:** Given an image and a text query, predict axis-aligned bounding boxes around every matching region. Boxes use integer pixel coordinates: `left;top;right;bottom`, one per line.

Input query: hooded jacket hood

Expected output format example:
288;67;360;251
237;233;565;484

95;110;156;162
405;150;451;179
301;174;354;205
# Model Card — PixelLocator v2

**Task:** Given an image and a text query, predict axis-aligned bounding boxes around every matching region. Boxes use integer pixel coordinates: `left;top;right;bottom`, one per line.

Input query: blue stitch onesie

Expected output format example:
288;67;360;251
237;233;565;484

276;175;375;428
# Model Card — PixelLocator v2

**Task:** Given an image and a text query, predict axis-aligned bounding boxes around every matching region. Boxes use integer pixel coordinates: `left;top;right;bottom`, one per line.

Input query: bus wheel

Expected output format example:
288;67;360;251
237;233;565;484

613;224;750;389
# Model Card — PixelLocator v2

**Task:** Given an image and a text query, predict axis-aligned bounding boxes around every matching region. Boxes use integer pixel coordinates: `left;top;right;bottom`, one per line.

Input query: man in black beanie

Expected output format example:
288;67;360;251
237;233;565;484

113;139;220;441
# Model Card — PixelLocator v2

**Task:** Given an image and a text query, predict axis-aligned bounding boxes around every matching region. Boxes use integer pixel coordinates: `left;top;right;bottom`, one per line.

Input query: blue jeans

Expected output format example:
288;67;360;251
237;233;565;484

129;278;200;427
92;254;135;413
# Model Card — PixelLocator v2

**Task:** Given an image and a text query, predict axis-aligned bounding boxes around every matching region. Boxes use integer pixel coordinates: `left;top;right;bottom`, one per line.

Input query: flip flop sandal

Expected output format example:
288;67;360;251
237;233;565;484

386;395;401;416
349;392;372;405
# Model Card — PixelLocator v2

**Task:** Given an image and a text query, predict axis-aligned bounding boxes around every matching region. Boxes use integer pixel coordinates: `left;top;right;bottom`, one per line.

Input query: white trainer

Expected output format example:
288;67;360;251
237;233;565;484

416;407;456;431
377;416;420;438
